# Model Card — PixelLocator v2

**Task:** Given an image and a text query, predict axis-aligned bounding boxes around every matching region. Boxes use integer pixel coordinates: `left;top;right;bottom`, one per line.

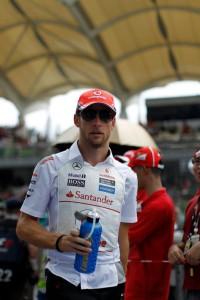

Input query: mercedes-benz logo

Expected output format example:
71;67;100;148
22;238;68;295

72;162;82;170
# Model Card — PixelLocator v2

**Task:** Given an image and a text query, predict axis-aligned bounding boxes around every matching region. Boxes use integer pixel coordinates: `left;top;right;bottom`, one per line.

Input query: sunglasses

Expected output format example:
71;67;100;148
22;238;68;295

79;108;115;123
192;157;200;164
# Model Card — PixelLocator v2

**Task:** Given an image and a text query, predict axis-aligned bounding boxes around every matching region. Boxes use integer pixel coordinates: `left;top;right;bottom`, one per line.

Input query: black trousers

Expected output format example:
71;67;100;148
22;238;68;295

46;269;124;300
0;284;26;300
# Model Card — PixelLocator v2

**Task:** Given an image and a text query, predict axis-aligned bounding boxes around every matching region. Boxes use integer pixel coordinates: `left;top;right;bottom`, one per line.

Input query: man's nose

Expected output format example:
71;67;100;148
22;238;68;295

92;113;102;123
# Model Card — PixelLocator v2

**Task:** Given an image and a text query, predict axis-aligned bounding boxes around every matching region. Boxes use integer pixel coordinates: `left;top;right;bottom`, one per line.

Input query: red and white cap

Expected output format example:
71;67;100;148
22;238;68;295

124;146;164;169
76;88;116;113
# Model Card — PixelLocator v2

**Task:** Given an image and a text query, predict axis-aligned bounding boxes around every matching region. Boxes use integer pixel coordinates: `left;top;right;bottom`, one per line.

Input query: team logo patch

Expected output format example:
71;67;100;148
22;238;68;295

99;185;115;194
66;191;74;197
72;162;82;170
74;191;113;206
100;172;115;180
99;177;115;186
40;156;54;165
68;173;86;178
0;238;14;250
29;172;38;186
67;179;85;187
26;172;38;195
100;240;107;247
25;187;34;199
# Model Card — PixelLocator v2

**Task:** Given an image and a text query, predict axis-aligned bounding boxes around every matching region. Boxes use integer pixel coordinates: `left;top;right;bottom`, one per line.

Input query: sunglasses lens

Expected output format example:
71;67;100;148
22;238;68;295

81;109;115;122
99;110;114;122
193;157;200;164
81;109;97;121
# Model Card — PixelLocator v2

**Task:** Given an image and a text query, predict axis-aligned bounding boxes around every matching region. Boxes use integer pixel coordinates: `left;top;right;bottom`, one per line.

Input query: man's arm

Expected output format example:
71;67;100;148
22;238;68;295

118;222;130;273
16;212;91;254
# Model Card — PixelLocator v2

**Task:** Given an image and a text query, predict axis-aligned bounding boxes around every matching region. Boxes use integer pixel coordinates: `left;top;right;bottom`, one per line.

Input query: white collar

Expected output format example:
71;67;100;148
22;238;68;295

68;140;115;166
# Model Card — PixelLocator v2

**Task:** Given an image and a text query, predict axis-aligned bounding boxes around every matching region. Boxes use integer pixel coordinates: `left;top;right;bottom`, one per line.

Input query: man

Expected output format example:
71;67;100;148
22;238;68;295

16;88;138;300
123;146;175;300
168;149;200;300
0;198;34;300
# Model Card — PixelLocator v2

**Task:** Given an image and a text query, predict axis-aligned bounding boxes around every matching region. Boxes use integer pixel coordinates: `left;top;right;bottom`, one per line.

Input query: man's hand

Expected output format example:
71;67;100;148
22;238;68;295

168;244;185;264
185;241;200;266
58;230;91;254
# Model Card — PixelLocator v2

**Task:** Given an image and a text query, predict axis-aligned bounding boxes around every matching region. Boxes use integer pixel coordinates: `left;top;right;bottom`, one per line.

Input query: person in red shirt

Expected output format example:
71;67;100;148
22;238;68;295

168;149;200;300
123;146;175;300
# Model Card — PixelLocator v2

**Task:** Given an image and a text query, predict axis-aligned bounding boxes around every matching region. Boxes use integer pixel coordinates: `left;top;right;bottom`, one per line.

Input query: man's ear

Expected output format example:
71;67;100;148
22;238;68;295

142;167;150;175
74;114;80;128
111;117;116;128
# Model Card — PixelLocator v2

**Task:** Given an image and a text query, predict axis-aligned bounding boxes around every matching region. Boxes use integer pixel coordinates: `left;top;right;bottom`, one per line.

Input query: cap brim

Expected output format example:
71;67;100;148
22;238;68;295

78;102;116;113
115;155;129;164
129;162;164;169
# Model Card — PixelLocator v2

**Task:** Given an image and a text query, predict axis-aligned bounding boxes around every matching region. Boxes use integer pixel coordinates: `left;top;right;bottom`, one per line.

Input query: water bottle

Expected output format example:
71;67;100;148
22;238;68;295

74;210;102;273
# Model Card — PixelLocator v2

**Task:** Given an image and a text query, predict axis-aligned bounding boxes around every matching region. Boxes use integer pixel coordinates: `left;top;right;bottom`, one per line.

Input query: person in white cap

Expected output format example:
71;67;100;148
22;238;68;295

168;149;200;300
16;88;138;300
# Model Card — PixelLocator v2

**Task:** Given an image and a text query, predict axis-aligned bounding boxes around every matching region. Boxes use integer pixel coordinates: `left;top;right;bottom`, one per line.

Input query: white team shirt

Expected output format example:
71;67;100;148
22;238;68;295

21;141;137;289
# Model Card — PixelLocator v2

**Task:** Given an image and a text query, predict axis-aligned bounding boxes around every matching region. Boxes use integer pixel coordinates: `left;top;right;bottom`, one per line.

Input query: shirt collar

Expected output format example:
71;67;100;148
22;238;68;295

68;140;83;161
68;140;115;165
104;148;115;165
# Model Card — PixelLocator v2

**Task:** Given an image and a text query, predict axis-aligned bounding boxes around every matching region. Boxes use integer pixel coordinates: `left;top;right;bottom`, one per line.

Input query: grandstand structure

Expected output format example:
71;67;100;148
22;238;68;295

145;94;200;206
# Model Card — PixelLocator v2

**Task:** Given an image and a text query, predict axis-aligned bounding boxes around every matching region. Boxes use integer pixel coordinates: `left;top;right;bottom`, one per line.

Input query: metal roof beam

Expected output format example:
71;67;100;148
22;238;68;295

108;41;200;67
0;19;81;34
33;80;110;100
5;52;99;72
9;1;72;81
0;69;25;112
60;0;129;100
90;5;200;37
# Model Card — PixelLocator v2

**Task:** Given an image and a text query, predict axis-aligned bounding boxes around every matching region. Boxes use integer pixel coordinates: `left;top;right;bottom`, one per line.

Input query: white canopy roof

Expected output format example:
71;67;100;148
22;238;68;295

0;0;200;112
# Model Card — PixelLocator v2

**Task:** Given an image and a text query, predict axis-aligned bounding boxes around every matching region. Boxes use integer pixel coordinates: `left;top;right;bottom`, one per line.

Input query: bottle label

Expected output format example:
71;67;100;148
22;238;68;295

80;253;89;272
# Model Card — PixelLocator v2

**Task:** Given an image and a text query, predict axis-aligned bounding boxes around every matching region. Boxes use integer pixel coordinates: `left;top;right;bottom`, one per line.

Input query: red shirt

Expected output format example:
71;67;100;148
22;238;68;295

125;188;175;300
182;189;200;290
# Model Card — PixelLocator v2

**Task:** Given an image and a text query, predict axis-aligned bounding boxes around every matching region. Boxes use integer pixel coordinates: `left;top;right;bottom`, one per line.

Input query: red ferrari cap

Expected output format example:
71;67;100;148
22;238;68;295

124;146;164;169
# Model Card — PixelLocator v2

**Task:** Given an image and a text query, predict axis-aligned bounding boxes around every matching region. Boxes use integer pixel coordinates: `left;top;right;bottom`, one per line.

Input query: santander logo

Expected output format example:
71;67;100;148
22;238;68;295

66;191;74;197
65;190;113;206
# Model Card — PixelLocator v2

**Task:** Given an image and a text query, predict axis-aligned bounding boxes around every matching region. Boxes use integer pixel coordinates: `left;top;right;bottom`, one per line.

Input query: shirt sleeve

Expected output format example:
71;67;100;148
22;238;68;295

20;156;56;218
121;169;138;223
